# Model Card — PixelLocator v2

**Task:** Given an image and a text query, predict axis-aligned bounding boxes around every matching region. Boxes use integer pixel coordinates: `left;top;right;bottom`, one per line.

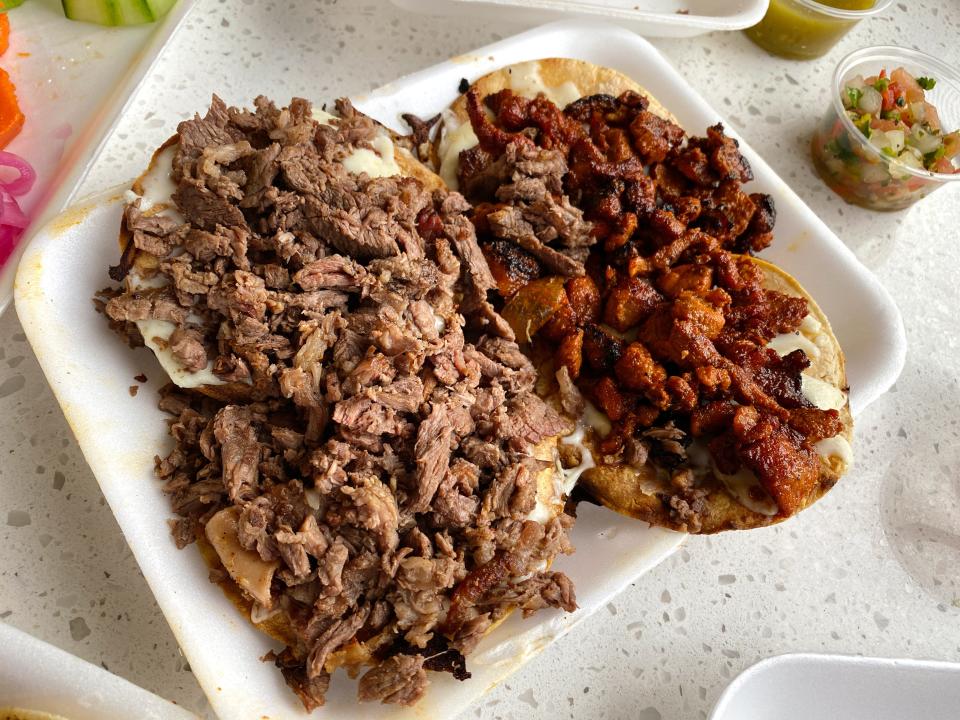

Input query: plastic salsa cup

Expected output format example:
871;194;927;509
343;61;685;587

744;0;892;60
811;46;960;211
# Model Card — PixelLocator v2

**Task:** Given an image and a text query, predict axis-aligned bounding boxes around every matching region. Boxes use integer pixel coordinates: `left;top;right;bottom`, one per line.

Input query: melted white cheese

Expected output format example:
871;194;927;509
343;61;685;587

507;60;582;109
439;64;581;189
134;144;183;221
801;375;847;412
713;463;779;516
527;423;596;524
313;107;401;178
768;330;821;359
438;115;479;190
138;318;226;389
559;425;596;492
124;146;229;389
311;108;336;125
800;314;822;335
770;313;850;434
581;400;612;438
341;132;401;178
815;436;854;465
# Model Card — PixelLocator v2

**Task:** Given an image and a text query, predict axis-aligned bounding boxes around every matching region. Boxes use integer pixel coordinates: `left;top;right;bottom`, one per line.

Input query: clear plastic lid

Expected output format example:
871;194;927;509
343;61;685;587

391;0;770;38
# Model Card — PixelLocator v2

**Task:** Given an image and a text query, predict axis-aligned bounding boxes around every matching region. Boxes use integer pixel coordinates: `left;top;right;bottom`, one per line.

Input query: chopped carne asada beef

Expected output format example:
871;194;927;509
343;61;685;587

102;95;577;710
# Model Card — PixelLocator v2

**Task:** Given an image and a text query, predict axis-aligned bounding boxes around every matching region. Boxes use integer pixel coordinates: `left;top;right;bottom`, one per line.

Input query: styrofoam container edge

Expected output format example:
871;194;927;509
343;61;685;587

710;653;960;720
391;0;770;37
0;621;198;720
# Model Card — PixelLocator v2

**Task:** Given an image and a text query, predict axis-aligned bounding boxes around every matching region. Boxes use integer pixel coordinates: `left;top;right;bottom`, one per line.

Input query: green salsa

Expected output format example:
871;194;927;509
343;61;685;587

744;0;877;60
820;0;874;7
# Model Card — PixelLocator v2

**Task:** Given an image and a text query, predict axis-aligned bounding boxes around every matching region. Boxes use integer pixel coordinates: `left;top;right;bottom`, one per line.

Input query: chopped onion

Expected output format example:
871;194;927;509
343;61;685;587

861;162;890;184
886;130;905;153
846;74;866;90
897;151;924;169
908;126;942;154
869;130;890;152
858;86;882;115
0;151;37;197
909;101;926;124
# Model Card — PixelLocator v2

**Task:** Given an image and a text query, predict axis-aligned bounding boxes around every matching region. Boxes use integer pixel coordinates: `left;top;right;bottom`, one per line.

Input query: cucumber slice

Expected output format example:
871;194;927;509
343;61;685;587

146;0;176;18
116;0;156;25
61;0;118;25
61;0;176;25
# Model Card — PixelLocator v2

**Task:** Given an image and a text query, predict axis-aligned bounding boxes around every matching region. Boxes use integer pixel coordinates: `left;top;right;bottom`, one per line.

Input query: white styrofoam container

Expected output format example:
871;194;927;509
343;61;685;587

710;654;960;720
0;621;197;720
391;0;769;37
0;0;197;315
14;20;904;720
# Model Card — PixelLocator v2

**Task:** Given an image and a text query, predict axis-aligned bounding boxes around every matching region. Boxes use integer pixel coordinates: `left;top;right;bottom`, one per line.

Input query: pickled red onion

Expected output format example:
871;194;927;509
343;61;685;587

0;150;36;197
0;151;36;269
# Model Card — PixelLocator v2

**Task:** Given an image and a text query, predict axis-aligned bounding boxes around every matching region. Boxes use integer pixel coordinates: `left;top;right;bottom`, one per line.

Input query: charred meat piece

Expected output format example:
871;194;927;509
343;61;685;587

481;239;542;298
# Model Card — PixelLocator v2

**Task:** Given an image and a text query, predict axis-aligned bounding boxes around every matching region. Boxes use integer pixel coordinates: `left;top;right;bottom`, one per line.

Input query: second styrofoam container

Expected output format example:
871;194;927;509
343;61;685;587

391;0;770;37
0;621;197;720
711;654;960;720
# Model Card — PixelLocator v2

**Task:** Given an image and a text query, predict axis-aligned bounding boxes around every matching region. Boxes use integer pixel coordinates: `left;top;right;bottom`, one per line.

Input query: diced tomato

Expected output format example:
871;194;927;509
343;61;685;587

891;67;925;103
932;157;957;174
943;131;960;160
880;87;892;111
870;118;901;132
884;81;906;111
922;101;942;131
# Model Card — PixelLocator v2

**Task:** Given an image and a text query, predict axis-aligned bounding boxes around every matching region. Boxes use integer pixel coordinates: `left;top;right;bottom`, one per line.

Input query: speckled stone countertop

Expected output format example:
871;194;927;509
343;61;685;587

2;2;959;718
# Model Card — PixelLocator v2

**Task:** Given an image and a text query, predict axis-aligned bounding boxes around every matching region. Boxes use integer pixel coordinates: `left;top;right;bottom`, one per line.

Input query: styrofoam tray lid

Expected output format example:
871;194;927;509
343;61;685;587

710;653;960;720
0;621;197;720
391;0;770;37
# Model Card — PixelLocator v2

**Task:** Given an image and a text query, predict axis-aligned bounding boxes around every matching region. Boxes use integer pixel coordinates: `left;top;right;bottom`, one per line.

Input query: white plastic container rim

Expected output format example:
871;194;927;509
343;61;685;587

391;0;771;34
710;653;960;720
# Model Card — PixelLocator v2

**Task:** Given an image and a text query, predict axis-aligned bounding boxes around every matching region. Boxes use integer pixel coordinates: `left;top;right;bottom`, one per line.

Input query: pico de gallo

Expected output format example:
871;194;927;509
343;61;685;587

812;66;960;210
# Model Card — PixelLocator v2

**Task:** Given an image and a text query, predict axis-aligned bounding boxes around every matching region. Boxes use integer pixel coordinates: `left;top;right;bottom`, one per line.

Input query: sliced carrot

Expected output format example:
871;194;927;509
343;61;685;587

0;14;9;56
0;68;24;149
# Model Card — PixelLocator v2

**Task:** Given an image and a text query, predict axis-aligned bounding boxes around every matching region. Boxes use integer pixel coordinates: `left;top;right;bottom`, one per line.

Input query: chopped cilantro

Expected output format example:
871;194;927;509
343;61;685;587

854;113;872;138
881;110;901;122
874;77;890;92
827;137;857;163
917;76;937;90
845;86;863;108
924;146;946;166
